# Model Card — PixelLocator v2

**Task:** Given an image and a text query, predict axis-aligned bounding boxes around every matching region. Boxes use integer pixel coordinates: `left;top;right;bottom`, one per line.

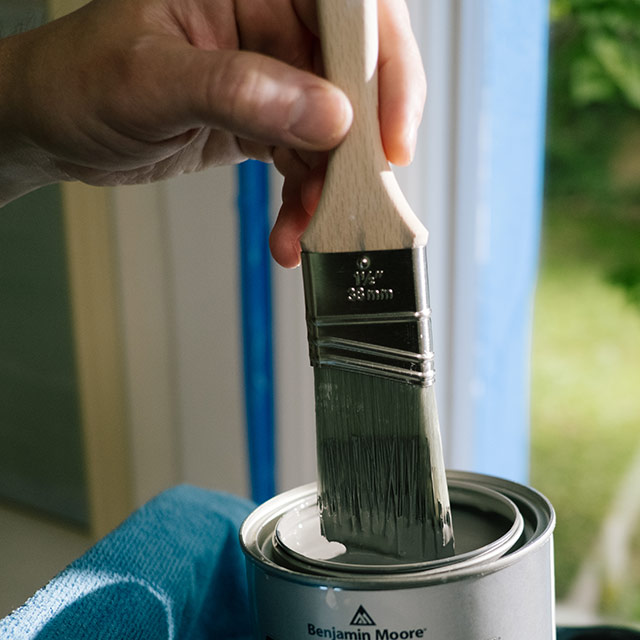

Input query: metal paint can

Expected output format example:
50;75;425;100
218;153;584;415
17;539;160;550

240;470;555;640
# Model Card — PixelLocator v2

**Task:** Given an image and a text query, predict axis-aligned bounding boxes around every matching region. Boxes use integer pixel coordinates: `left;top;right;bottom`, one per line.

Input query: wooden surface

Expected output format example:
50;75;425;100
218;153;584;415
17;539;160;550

61;182;133;539
301;0;427;253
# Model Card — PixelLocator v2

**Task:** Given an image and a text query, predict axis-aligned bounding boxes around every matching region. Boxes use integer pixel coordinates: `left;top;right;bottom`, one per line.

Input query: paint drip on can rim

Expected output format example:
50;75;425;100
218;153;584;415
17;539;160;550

240;470;556;640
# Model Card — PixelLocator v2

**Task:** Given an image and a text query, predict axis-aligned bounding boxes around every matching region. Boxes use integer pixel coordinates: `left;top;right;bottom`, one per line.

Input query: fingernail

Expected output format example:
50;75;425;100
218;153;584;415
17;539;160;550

287;85;352;148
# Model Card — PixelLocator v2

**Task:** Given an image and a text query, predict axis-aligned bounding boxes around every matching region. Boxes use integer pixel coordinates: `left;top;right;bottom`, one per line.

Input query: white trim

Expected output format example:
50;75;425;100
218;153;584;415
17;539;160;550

111;169;251;503
448;0;487;470
162;169;249;498
270;173;317;492
111;183;181;507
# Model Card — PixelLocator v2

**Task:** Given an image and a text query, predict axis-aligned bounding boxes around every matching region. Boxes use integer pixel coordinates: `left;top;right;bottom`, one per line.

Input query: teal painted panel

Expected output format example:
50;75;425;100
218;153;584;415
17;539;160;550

0;1;47;37
0;186;88;526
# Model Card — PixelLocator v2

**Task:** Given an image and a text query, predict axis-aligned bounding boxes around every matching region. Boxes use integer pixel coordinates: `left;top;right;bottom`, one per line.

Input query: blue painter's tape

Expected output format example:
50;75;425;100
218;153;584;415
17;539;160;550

472;0;550;482
237;160;275;503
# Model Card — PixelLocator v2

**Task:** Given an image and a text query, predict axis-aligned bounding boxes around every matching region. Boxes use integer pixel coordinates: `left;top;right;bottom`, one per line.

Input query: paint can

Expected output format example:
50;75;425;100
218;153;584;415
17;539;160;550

240;470;555;640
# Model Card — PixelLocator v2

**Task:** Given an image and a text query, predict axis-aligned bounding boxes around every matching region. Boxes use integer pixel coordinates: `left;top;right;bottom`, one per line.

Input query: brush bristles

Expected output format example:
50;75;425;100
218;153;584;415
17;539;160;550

315;367;454;561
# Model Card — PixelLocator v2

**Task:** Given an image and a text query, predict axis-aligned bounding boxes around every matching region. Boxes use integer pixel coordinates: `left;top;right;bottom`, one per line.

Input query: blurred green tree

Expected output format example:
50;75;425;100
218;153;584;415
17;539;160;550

551;0;640;110
533;0;640;616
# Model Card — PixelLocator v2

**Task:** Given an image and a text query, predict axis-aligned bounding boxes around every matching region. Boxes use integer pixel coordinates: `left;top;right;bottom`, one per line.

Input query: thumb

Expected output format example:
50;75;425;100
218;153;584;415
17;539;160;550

177;47;353;151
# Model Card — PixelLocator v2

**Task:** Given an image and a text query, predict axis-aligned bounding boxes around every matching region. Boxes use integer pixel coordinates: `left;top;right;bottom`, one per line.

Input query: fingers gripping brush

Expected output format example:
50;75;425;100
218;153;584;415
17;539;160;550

300;0;454;561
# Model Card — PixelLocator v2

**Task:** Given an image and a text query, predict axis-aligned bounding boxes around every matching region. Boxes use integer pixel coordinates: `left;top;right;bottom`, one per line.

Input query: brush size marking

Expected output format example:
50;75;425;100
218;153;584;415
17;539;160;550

354;269;384;287
348;257;393;302
347;286;394;302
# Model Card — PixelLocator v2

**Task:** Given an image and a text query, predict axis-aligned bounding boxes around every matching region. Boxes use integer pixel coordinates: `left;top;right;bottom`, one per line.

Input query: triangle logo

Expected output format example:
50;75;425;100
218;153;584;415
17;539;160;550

350;605;376;626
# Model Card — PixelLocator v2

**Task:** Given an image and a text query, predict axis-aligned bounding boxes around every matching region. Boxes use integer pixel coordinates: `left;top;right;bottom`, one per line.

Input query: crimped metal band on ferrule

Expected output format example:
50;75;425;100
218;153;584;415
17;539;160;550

301;247;436;386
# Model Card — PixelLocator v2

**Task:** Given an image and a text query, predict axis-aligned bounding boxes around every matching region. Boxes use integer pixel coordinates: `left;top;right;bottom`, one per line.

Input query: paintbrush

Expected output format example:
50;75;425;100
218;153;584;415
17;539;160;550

300;0;454;561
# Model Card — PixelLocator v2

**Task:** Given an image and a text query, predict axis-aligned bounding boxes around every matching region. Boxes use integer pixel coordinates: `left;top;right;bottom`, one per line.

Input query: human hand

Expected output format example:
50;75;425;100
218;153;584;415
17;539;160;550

0;0;425;268
269;0;426;267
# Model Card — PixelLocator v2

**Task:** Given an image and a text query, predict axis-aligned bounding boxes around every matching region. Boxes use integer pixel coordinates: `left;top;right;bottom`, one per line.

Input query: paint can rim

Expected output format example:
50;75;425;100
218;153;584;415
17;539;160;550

239;470;555;589
273;479;523;573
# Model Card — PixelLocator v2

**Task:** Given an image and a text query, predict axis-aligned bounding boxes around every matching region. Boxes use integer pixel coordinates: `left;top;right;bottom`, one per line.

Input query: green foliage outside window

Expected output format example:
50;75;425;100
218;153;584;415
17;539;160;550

532;0;640;623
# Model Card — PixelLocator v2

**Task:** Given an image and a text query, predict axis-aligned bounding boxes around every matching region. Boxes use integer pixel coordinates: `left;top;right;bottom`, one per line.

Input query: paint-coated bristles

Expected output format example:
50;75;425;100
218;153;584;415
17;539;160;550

315;368;454;561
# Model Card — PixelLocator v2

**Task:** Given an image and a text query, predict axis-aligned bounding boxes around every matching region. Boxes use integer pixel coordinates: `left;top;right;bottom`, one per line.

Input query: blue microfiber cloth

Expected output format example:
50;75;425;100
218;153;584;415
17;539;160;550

0;485;255;640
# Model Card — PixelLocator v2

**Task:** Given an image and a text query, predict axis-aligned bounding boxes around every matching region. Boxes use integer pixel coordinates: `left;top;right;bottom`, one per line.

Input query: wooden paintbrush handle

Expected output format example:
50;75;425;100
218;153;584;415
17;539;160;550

300;0;427;254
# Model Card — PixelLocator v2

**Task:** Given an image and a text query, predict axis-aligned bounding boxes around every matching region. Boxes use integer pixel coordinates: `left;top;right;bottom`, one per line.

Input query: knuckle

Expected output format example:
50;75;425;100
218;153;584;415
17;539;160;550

210;53;265;123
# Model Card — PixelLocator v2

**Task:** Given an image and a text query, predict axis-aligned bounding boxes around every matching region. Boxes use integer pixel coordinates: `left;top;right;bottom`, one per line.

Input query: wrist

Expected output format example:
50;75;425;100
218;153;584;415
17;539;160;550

0;33;58;207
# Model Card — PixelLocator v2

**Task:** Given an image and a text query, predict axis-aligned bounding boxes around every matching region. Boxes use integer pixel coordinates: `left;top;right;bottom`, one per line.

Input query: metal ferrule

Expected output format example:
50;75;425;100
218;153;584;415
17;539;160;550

301;247;435;386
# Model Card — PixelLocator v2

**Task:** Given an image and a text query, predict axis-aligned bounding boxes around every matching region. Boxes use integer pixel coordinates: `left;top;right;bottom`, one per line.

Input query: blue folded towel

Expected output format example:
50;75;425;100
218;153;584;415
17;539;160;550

0;485;255;640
